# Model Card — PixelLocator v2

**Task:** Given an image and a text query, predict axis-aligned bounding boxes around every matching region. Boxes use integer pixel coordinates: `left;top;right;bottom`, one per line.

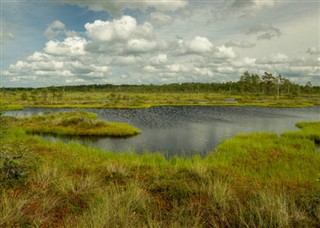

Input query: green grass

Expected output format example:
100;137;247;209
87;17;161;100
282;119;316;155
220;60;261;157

282;122;320;143
15;111;141;137
0;117;319;227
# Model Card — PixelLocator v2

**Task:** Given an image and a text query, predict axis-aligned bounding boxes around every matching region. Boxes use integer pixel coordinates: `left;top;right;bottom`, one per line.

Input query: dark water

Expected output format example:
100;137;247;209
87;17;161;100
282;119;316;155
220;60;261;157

5;106;320;157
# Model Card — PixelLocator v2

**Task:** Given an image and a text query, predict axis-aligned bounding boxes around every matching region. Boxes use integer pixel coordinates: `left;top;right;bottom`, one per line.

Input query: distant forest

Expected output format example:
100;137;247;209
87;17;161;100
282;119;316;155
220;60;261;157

3;71;319;96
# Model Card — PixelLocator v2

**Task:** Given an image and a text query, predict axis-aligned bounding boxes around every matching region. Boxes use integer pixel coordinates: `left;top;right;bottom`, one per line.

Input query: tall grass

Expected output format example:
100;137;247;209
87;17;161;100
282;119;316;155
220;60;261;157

0;118;319;226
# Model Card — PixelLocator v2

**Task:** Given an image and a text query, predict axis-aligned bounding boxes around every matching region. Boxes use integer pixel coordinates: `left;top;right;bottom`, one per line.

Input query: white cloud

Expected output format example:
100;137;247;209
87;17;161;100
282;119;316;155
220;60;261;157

150;54;168;65
215;46;236;59
84;16;159;55
194;67;213;76
26;52;50;62
126;39;157;53
167;63;190;72
216;66;237;74
85;16;137;42
270;53;289;63
177;36;215;55
44;37;87;56
3;3;319;86
225;40;255;48
44;20;79;39
257;53;289;64
144;65;158;73
188;36;214;53
231;57;256;68
44;20;65;39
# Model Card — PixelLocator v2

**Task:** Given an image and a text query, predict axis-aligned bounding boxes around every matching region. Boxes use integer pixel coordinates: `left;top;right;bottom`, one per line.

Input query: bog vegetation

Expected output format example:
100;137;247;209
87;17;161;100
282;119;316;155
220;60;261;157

15;111;141;137
0;71;319;226
1;71;320;109
0;113;319;227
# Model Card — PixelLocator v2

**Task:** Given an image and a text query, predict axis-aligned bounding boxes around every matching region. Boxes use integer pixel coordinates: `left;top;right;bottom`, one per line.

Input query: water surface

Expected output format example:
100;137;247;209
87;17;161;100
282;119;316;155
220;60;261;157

5;106;320;157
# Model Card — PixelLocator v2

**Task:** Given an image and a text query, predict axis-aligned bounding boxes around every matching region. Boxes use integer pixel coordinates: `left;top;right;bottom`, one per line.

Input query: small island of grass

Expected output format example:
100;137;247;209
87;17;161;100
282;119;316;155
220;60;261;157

16;111;141;137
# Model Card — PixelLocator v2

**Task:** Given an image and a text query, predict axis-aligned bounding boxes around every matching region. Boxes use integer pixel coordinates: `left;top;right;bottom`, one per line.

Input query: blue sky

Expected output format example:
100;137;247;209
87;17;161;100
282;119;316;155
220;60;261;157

1;0;319;87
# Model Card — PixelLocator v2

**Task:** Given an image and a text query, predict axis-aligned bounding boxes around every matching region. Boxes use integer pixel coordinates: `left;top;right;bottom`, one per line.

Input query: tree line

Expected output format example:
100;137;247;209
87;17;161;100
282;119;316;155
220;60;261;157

2;72;319;97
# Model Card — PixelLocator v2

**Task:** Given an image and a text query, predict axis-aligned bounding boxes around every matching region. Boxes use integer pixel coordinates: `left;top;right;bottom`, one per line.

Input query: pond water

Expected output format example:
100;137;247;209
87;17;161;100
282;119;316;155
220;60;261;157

5;106;320;157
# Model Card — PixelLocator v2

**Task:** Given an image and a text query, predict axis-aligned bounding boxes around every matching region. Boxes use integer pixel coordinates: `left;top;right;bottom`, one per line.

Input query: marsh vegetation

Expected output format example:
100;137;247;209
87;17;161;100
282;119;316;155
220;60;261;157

1;72;320;110
5;106;319;156
1;71;319;227
15;111;141;137
0;114;319;226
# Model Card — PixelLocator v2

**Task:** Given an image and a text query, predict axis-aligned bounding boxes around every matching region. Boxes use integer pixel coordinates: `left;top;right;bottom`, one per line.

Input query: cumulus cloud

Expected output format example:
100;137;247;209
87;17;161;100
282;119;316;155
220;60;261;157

84;16;161;55
44;37;87;56
44;20;65;39
85;16;138;42
59;0;188;16
243;24;281;40
4;35;111;86
188;36;214;53
150;54;168;65
215;46;236;59
225;40;255;48
177;36;215;55
126;39;157;53
5;52;111;86
3;5;319;86
44;20;79;40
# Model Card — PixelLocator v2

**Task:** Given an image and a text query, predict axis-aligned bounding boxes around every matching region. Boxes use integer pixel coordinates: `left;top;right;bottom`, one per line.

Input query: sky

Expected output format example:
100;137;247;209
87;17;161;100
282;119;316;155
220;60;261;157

1;0;319;87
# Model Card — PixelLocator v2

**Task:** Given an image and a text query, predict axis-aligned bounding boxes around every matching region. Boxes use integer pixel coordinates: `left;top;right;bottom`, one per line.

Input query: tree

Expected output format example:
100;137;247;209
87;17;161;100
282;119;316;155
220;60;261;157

251;73;261;95
262;72;276;95
281;78;292;95
239;71;251;93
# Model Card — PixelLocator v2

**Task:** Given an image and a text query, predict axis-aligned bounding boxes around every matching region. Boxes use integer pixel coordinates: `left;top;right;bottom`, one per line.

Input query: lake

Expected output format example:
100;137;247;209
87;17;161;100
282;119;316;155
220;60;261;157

5;106;320;157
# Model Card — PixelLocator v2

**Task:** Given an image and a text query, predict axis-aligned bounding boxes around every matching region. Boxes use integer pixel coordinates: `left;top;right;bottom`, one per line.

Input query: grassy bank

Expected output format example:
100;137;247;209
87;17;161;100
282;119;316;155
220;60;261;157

0;117;319;227
15;111;141;137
